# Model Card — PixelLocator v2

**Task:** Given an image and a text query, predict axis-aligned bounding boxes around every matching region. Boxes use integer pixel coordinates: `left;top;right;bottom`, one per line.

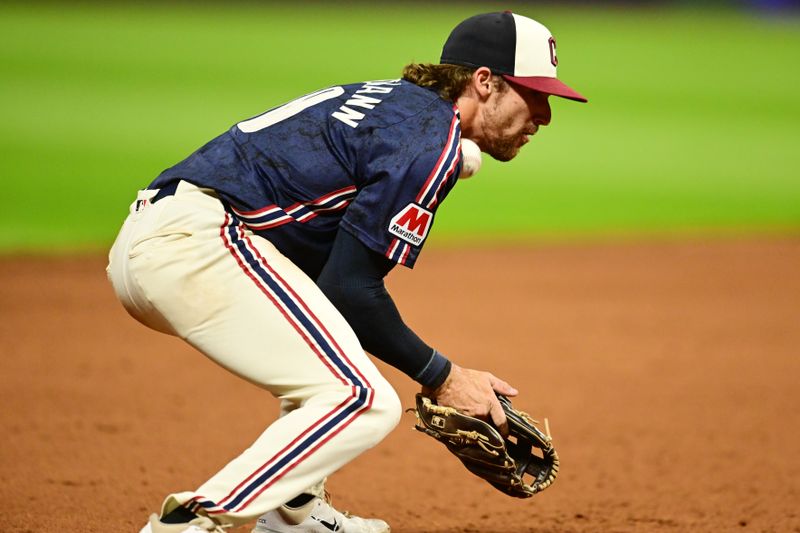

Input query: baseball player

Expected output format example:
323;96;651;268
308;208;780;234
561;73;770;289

107;11;585;533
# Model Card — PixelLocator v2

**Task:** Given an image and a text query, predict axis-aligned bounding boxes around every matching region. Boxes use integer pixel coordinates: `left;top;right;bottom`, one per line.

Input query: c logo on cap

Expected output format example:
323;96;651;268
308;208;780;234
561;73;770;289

548;37;558;67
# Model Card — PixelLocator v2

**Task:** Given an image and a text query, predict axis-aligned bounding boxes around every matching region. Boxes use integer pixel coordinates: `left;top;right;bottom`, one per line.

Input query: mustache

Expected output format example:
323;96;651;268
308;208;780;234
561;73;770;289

523;125;539;136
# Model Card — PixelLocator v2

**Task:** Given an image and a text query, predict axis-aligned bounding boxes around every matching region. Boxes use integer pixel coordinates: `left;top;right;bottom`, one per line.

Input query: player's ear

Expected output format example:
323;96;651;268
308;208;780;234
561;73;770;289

472;67;494;100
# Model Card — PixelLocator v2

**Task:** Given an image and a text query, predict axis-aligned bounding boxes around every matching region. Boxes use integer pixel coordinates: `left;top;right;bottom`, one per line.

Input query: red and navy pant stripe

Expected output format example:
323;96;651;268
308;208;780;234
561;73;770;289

184;213;374;515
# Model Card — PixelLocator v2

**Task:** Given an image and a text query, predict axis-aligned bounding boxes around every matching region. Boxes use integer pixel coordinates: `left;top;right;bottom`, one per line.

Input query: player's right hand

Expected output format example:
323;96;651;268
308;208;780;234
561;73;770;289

422;363;518;435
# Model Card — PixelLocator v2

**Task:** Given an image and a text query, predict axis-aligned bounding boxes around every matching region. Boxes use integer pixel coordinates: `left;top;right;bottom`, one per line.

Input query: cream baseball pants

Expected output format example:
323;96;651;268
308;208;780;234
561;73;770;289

107;180;401;527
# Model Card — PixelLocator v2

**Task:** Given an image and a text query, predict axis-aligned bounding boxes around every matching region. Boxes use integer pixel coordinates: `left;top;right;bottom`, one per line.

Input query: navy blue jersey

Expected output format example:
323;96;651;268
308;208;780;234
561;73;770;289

150;79;463;279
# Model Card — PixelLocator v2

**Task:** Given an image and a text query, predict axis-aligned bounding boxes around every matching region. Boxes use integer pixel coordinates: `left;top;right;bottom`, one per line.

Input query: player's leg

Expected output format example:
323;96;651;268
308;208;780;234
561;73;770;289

246;406;391;533
107;181;401;529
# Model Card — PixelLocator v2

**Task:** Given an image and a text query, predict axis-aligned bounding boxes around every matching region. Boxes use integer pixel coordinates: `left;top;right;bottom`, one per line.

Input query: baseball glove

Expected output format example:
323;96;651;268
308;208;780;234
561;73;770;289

412;393;559;498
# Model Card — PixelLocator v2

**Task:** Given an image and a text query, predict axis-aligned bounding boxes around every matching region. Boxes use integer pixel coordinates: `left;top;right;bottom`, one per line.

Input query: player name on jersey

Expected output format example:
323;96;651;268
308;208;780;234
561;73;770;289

332;80;402;128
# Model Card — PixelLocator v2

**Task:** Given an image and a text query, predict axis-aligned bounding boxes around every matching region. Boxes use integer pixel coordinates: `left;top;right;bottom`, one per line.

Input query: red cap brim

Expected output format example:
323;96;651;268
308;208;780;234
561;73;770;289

503;75;588;103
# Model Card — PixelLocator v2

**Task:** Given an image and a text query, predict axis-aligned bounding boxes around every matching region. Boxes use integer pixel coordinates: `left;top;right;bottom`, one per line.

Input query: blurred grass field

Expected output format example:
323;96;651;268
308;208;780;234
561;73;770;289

1;2;798;252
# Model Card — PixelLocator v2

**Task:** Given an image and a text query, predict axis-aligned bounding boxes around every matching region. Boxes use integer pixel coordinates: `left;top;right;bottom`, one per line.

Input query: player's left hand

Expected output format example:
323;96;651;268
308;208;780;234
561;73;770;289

412;392;559;498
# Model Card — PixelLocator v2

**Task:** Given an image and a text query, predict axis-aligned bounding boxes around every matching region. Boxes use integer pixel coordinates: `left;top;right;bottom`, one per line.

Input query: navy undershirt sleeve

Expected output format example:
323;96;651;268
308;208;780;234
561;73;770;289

316;228;451;389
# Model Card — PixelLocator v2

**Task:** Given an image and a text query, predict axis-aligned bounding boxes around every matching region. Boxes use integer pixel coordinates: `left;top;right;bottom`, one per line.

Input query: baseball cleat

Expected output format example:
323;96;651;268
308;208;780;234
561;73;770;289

139;513;229;533
252;497;389;533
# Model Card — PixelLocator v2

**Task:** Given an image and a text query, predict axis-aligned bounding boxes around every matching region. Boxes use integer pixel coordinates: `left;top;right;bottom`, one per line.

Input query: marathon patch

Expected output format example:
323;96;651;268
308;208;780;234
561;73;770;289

388;203;433;246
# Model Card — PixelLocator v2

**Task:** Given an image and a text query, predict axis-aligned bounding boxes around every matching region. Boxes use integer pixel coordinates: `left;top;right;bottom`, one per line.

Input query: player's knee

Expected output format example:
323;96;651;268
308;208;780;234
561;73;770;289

375;384;402;429
361;382;402;445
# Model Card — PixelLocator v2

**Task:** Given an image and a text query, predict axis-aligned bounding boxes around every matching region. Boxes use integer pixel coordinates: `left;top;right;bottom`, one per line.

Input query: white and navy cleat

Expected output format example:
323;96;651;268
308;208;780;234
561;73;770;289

252;496;389;533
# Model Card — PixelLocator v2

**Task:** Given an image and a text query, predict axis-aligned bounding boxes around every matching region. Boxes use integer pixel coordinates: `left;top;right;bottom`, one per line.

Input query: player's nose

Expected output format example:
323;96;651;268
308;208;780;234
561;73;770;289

528;92;551;127
533;101;551;127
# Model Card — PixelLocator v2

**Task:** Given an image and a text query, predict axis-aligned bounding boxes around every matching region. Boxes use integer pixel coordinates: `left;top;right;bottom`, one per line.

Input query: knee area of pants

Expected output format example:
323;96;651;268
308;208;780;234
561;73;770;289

309;382;401;435
363;385;402;435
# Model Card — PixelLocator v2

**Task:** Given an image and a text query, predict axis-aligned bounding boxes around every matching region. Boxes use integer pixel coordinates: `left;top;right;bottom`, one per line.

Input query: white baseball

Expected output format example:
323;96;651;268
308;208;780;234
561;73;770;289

459;138;482;178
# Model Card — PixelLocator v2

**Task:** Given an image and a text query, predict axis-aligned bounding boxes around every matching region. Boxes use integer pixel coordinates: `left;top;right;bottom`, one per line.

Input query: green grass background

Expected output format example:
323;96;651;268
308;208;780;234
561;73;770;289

1;2;798;252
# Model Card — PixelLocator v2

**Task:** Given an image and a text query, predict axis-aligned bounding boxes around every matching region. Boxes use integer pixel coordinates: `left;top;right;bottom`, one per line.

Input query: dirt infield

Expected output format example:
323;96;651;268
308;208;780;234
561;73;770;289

1;238;799;533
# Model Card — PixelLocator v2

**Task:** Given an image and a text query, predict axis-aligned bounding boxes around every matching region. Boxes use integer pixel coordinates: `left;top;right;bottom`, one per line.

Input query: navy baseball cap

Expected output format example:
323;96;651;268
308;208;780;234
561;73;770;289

441;12;587;103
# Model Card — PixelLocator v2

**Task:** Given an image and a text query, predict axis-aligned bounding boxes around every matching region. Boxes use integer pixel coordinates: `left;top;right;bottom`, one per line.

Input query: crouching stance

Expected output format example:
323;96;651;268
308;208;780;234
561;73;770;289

108;181;401;531
107;10;585;533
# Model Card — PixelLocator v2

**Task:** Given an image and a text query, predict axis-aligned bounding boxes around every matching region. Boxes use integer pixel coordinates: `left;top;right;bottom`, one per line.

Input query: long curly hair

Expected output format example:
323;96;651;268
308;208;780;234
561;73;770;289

402;63;508;101
401;63;474;101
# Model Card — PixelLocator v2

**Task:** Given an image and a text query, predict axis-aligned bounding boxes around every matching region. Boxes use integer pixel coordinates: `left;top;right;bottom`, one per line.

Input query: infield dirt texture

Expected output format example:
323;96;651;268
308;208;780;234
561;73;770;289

2;239;799;532
2;2;799;531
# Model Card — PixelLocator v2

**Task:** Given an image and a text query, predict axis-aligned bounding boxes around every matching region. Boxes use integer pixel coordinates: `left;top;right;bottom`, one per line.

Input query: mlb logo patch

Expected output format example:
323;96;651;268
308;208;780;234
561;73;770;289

388;203;433;246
